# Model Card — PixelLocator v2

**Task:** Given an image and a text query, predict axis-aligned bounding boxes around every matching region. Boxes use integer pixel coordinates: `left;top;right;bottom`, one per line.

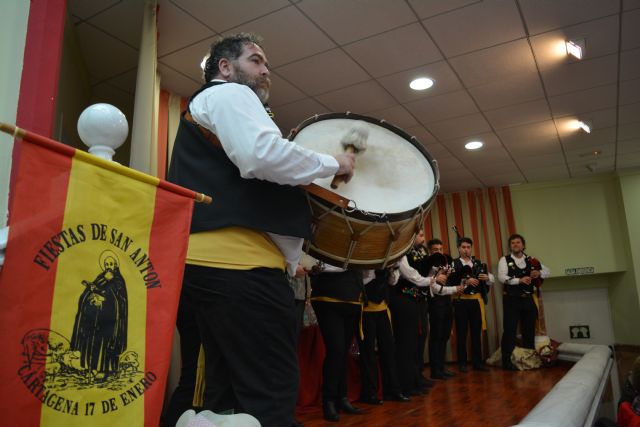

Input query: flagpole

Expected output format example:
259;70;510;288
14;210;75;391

0;122;212;204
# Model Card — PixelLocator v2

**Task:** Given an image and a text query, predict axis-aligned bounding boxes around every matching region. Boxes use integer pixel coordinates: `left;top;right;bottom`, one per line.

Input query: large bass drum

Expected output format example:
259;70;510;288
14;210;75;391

290;112;440;269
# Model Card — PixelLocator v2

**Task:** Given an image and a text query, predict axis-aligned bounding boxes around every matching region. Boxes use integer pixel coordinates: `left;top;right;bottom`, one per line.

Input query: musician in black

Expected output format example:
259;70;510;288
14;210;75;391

358;269;409;405
310;263;364;422
449;237;494;372
391;231;446;395
497;234;550;370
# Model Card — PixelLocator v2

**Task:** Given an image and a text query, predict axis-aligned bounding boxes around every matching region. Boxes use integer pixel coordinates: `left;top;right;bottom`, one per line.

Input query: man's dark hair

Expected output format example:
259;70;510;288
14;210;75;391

427;238;442;249
458;237;473;247
508;233;526;246
203;33;264;82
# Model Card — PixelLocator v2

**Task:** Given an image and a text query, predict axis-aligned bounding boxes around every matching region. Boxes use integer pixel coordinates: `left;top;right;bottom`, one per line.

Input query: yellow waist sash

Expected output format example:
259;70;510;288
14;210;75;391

363;301;392;331
458;293;487;331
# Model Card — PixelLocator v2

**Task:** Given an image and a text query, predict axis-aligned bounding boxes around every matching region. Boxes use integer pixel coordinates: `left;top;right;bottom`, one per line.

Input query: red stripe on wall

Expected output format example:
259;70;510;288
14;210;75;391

452;192;464;240
467;192;480;257
0;141;72;425
11;0;67;215
157;90;169;179
488;188;504;259
478;190;500;349
424;212;433;241
502;186;516;235
144;188;193;426
436;194;449;253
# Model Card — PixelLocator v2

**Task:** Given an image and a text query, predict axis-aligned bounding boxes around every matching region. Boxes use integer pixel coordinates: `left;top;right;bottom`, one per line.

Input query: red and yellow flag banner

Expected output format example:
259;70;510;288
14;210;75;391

0;124;198;426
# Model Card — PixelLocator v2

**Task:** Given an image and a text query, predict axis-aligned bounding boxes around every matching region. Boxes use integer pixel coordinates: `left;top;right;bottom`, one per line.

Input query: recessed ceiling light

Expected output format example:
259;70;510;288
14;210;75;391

465;141;483;150
409;77;434;91
566;39;585;59
569;119;591;133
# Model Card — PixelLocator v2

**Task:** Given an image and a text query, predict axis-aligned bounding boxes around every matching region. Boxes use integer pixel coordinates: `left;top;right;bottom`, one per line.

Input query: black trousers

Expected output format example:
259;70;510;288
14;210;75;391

312;300;360;402
453;298;483;367
501;294;538;366
389;292;420;394
428;298;453;375
416;297;429;374
358;309;401;398
183;264;298;427
164;289;202;427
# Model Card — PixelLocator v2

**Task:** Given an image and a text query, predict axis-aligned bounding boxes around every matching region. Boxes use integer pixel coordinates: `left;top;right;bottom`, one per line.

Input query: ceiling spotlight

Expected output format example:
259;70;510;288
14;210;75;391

566;39;585;59
465;141;483;150
569;119;591;133
409;77;434;91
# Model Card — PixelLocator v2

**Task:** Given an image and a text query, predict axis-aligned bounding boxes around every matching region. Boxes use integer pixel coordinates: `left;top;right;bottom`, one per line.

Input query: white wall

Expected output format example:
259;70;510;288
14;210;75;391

543;287;616;345
0;2;30;226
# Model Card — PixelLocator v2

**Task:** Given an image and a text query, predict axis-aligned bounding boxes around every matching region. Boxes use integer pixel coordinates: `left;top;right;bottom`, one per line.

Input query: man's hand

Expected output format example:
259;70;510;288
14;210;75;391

530;270;541;279
467;277;480;287
435;272;448;285
334;152;355;183
295;264;306;278
477;273;489;281
519;276;532;285
455;284;465;294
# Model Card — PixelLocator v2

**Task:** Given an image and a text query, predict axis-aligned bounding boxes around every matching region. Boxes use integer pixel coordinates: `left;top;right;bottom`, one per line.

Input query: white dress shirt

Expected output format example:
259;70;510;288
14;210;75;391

498;253;550;286
190;80;339;275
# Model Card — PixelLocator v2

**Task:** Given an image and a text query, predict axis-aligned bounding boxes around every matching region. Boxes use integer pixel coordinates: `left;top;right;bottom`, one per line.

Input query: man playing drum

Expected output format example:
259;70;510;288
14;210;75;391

167;33;354;427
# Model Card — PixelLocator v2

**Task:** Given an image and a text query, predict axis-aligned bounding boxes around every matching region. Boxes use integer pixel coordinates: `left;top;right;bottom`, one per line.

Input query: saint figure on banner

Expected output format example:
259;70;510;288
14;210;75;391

70;250;128;380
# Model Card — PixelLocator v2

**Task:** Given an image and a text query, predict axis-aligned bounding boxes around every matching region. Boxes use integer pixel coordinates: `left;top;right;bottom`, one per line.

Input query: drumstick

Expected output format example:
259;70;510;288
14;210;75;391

330;124;369;189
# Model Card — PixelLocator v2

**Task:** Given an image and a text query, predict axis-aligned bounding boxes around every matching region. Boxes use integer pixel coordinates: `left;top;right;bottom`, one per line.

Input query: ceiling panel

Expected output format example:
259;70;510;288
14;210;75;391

468;72;545;111
275;49;369;96
157;0;215;56
427;113;491;141
497;121;562;155
274;97;331;137
173;0;290;32
484;98;552;130
266;72;307;107
223;6;337;68
408;0;481;20
423;0;525;57
515;153;567;169
75;23;140;82
315;80;397;114
620;48;640;81
365;105;419;131
376;61;463;103
405;126;440;146
619;102;640;125
449;39;537;88
159;36;216;81
559;126;616;151
540;54;618;96
519;0;620;35
622;9;640;49
521;165;570;182
87;0;144;48
405;90;478;124
157;63;200;99
68;0;120;20
548;84;617;117
343;23;441;78
618;139;640;154
620;78;640;104
295;0;416;45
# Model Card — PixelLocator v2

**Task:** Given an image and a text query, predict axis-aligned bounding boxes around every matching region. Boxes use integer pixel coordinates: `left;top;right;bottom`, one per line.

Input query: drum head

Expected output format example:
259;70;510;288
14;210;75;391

291;114;436;215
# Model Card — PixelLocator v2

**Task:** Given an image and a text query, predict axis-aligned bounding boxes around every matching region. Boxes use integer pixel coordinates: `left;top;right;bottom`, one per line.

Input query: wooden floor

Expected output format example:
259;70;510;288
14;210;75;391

296;362;572;427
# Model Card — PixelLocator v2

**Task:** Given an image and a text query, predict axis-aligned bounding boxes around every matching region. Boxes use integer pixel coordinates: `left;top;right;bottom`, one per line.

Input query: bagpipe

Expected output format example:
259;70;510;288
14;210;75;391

506;254;544;296
451;225;489;304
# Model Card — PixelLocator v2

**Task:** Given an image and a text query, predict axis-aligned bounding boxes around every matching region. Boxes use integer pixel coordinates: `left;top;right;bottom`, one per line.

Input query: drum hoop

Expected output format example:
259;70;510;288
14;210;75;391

290;112;439;218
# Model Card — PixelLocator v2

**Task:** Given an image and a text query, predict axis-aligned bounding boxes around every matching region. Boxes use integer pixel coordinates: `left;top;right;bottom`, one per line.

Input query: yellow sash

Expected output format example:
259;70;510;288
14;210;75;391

362;301;393;331
458;293;487;331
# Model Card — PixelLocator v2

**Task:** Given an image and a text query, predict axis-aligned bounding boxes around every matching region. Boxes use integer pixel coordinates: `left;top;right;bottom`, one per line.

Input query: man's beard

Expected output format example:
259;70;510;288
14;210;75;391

230;65;271;104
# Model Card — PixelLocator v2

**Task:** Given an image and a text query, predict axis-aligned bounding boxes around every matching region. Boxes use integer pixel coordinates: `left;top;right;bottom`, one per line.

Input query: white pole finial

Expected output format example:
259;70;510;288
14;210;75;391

77;103;129;161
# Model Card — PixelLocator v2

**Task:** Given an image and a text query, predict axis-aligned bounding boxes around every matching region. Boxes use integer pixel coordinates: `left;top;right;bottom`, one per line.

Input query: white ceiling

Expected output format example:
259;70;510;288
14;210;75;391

69;0;640;193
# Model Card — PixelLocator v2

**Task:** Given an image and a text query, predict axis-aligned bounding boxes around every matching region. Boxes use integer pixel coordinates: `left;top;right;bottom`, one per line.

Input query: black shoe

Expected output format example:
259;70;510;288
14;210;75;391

473;365;490;372
430;371;446;380
458;365;468;373
322;400;339;422
359;395;383;405
418;377;435;388
503;362;519;371
385;392;410;402
442;369;455;377
291;420;304;427
338;397;363;415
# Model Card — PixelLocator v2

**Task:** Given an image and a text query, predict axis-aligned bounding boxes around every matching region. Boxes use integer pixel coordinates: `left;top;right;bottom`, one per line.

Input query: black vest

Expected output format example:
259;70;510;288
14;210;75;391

167;82;312;238
505;255;534;296
310;270;363;303
363;270;389;304
397;246;428;292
